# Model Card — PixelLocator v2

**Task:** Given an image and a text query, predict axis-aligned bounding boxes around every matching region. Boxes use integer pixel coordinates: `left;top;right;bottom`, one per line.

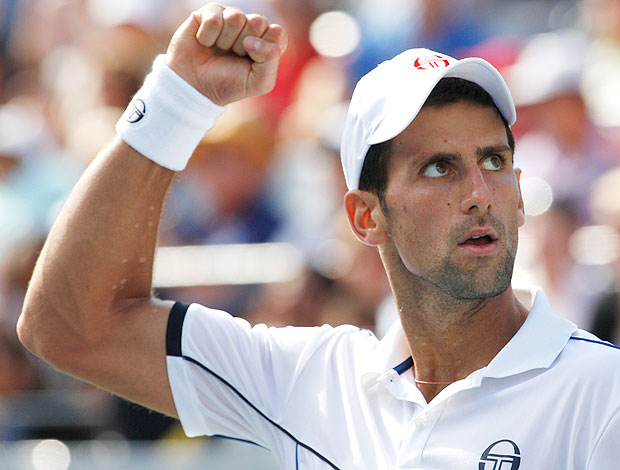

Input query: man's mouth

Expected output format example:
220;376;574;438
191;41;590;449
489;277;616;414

461;234;494;246
457;229;499;254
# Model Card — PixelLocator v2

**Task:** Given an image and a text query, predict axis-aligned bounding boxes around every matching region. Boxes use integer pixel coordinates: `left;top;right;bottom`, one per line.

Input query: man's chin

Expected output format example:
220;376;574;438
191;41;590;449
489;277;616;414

438;258;514;300
450;281;510;301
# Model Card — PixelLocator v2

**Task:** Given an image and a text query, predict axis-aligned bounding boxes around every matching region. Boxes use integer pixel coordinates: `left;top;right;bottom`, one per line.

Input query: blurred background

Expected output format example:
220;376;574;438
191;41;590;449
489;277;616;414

1;0;620;468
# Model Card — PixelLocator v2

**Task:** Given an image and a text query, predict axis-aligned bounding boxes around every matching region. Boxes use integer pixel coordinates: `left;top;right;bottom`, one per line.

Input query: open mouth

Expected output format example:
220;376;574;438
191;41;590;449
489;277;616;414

463;235;494;246
457;229;499;252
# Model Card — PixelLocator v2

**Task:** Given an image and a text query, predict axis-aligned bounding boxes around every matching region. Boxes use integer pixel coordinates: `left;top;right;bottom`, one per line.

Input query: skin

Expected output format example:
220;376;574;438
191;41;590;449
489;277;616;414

16;3;287;418
345;102;529;402
17;2;528;412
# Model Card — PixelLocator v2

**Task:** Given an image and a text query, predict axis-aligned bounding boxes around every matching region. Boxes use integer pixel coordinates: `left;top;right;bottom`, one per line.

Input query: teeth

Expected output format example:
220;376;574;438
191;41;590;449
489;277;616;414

472;235;484;239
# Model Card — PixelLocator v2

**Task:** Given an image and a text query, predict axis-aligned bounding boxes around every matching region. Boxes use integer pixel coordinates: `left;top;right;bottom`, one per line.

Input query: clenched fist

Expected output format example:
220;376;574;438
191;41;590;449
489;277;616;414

165;3;288;106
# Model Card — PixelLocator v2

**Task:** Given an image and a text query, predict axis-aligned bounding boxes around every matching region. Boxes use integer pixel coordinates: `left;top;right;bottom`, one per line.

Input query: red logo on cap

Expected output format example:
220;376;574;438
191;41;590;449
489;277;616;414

414;54;451;70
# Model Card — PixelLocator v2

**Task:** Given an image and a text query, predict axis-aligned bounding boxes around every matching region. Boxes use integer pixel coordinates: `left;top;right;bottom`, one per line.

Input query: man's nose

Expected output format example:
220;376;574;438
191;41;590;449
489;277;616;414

460;167;492;215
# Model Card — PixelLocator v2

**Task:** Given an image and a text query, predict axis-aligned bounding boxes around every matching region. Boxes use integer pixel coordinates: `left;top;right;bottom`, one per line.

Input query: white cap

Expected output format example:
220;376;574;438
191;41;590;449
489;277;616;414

341;48;516;190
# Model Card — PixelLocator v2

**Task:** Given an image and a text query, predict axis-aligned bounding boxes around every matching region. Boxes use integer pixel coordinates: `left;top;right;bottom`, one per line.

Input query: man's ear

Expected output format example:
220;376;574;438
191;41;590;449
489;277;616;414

515;168;525;227
344;190;389;246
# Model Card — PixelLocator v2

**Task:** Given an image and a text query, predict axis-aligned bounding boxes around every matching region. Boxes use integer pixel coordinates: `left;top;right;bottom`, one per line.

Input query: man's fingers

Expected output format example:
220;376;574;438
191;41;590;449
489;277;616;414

193;6;285;58
170;4;288;103
231;14;269;56
261;24;288;55
195;4;225;47
243;25;287;66
215;7;247;50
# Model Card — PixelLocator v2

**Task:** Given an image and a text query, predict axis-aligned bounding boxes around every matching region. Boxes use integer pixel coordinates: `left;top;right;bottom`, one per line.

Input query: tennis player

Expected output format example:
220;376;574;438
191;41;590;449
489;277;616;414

18;3;620;468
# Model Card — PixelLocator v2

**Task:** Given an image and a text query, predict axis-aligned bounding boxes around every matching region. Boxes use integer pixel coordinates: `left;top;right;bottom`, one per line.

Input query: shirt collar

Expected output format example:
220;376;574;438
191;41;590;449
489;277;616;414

482;286;577;378
360;318;410;388
360;287;578;388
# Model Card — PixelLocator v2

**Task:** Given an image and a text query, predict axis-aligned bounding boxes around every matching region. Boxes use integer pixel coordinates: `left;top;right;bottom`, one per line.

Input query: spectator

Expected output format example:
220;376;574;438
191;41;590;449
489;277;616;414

506;29;618;222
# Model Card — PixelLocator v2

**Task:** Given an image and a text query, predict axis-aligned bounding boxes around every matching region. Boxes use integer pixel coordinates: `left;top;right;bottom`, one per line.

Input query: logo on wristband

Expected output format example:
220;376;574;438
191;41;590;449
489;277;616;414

127;99;146;123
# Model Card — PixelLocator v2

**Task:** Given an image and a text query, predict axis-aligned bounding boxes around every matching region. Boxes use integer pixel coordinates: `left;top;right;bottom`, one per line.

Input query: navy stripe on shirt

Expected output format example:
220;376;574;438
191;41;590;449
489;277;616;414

570;336;620;350
166;302;340;469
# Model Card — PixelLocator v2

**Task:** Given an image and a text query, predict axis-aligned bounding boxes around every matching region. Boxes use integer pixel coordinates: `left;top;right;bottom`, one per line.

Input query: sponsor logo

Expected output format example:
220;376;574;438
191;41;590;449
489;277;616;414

127;99;146;123
414;54;451;70
479;439;521;470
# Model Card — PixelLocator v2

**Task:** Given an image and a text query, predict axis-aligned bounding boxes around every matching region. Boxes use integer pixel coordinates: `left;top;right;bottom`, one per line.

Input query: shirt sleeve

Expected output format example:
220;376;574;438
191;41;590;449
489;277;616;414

587;405;620;468
165;301;356;448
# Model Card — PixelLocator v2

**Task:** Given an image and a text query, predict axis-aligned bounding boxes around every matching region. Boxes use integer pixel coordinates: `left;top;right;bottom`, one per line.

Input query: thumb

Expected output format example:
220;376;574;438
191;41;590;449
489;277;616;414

242;26;287;97
242;37;281;96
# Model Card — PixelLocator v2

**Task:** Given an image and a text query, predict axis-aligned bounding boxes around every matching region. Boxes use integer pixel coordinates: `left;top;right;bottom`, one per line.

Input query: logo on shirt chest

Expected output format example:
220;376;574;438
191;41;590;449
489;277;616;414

478;439;521;470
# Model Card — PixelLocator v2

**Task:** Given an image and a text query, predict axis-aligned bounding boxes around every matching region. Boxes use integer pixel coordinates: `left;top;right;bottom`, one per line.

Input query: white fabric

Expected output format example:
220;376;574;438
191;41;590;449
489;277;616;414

167;287;620;469
340;48;516;190
116;55;225;171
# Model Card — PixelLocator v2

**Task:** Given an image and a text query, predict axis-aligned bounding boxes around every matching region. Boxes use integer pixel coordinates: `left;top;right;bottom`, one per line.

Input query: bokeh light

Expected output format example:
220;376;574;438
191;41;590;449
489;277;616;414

520;176;554;216
153;243;304;287
31;440;71;470
309;11;361;58
569;225;620;265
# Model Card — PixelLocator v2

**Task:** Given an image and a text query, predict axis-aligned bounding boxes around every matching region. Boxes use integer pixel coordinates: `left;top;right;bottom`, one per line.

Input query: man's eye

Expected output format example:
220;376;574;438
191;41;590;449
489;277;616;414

423;161;449;177
482;155;503;171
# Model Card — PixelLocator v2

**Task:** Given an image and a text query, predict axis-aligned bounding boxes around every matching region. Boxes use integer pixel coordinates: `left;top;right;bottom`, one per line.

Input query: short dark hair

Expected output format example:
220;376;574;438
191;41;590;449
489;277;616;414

358;77;515;207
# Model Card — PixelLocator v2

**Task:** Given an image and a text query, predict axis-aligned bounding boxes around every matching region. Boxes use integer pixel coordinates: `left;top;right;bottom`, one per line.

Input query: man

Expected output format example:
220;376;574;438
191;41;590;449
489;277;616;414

17;3;620;469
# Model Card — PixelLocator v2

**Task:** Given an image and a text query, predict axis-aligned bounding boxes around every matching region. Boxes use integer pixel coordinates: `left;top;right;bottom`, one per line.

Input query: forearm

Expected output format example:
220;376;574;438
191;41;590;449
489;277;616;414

16;3;287;413
19;137;174;356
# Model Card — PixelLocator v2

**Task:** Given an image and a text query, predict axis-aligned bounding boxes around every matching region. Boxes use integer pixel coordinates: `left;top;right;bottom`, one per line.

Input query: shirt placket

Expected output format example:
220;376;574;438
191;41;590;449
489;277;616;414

378;370;481;469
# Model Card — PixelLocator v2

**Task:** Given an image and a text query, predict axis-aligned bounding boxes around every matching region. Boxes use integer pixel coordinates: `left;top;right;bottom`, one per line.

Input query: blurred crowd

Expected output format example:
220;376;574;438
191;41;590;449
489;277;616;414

1;0;620;454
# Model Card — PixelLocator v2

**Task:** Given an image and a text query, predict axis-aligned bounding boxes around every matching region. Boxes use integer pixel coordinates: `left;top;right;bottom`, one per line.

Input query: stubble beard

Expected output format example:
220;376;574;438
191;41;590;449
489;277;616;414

433;245;516;300
430;217;518;301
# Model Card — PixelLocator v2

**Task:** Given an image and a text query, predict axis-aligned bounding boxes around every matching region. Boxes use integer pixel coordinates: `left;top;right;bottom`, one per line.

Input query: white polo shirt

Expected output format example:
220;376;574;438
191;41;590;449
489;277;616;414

166;287;620;469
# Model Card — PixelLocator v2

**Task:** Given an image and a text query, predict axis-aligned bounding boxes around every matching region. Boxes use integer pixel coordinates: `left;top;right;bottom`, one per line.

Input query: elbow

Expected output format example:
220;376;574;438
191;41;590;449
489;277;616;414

17;294;82;368
17;270;66;361
17;306;85;381
17;304;90;375
17;299;54;362
17;291;39;355
17;287;123;372
15;310;33;354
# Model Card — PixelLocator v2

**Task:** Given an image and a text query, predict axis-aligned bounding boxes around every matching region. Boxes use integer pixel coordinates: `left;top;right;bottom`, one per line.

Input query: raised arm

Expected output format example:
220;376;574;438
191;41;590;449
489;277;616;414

16;4;287;417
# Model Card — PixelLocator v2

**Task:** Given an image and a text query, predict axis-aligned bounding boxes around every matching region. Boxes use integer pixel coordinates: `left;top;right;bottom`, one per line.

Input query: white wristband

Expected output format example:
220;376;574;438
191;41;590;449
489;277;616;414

116;55;226;171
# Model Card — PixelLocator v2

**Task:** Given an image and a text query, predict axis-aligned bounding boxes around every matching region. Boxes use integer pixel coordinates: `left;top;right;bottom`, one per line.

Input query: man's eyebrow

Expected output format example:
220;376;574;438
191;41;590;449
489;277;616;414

416;152;461;165
477;144;513;157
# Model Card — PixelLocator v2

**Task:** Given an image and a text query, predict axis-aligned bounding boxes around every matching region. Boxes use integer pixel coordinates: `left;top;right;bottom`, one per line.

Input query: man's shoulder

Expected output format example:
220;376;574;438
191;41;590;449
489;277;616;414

566;330;620;356
179;302;379;359
558;329;620;376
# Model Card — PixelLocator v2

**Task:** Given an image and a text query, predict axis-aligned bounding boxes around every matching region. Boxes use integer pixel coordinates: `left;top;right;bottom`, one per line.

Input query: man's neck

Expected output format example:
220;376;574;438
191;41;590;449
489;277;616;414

395;285;529;402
